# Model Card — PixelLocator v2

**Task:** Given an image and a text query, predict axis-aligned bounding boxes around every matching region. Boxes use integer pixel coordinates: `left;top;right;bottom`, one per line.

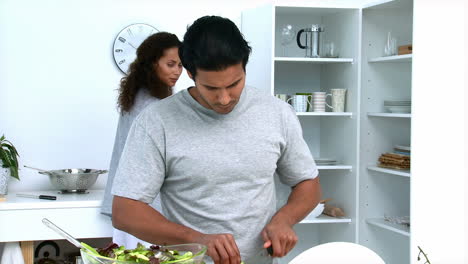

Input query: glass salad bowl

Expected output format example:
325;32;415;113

80;243;207;264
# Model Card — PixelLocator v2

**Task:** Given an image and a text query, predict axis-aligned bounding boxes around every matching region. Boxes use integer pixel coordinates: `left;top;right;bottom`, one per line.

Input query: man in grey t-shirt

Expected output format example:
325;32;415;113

111;16;321;264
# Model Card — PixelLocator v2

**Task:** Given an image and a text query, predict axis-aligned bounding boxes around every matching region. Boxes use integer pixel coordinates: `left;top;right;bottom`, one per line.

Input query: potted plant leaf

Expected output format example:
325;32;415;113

0;134;20;195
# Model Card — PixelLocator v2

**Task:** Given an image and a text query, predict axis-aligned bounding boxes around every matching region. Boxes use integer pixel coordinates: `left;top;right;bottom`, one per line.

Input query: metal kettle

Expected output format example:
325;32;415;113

296;24;324;58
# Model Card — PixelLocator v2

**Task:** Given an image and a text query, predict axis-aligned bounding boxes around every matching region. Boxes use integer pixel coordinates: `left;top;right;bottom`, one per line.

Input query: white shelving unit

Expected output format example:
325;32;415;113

301;215;352;224
360;0;413;263
275;57;354;63
243;4;360;264
367;166;410;178
318;165;352;170
242;1;413;263
297;112;353;117
368;54;412;63
368;113;411;118
366;218;410;237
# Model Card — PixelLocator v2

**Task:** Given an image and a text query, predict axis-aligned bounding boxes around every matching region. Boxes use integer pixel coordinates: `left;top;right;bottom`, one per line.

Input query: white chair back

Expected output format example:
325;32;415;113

289;242;385;264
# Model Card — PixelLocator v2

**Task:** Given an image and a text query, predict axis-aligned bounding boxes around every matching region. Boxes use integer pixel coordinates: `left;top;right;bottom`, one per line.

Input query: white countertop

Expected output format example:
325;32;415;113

0;189;104;210
0;189;112;242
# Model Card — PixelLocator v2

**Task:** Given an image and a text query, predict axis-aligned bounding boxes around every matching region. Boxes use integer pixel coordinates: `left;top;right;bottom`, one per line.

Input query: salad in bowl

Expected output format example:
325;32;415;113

80;242;207;264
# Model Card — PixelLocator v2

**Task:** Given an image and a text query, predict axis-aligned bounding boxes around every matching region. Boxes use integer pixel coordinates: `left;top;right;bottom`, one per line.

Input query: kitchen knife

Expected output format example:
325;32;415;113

16;193;57;200
244;246;274;264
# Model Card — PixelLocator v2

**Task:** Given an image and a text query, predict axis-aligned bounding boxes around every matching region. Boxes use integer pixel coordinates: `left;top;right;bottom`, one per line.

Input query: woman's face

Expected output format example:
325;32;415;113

154;47;183;87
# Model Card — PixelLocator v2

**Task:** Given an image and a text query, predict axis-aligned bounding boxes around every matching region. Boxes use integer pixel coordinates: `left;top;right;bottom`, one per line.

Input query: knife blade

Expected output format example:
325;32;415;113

244;246;274;264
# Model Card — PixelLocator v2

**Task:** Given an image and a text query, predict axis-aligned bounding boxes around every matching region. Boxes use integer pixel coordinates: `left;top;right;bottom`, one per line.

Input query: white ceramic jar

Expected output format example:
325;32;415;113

0;160;11;195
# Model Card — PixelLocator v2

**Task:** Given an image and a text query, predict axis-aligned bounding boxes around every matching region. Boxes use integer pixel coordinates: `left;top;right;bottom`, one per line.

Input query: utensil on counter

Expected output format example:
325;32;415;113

24;165;107;193
16;193;57;200
42;218;84;248
42;218;206;264
41;218;106;264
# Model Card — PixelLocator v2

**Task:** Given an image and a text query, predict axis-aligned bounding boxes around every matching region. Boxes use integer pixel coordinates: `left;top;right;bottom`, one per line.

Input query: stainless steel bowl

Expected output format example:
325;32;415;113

38;168;108;193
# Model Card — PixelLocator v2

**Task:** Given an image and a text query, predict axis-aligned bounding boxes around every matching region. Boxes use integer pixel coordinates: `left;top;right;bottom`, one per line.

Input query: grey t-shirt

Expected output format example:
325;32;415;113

101;89;161;216
112;85;318;263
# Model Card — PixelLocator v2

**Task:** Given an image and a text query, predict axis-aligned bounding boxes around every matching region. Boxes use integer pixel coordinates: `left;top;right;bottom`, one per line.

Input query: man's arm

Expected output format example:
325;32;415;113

261;177;321;257
112;195;199;244
112;196;241;264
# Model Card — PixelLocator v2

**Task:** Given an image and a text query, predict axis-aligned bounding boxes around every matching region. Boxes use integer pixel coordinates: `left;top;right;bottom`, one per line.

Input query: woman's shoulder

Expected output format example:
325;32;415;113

132;92;160;113
138;91;184;117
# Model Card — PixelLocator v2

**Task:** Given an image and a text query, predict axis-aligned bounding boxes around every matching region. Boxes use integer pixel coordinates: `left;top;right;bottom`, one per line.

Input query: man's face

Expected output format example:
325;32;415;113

188;63;245;114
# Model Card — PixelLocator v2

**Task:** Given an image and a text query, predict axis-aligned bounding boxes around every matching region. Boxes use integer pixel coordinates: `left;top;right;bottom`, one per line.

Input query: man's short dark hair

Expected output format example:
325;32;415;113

180;16;252;78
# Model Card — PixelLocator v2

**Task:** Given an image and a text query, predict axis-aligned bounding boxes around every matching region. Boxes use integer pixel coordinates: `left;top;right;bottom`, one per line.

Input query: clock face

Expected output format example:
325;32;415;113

113;23;159;74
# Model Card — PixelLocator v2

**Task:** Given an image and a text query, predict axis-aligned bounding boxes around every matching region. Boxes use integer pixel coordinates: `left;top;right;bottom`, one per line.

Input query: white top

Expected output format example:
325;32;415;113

0;189;104;210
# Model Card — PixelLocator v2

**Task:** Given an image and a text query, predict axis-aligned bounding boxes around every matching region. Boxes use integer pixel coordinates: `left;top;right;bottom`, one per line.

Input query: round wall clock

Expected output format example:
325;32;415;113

113;23;159;74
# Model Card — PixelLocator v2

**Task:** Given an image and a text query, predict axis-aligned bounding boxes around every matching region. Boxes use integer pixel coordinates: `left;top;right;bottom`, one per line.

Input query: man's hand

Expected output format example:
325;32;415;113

261;216;298;258
260;178;321;258
194;233;241;264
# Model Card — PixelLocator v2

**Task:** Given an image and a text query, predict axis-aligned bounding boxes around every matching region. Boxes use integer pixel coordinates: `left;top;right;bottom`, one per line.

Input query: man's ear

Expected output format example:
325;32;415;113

187;70;194;81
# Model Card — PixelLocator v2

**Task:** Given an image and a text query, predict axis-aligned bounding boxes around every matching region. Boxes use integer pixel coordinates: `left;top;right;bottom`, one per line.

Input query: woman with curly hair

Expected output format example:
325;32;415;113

101;31;182;248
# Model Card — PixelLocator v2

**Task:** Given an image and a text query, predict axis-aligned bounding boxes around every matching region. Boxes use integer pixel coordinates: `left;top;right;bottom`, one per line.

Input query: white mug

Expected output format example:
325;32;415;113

326;89;347;112
275;94;289;103
287;95;312;112
312;92;331;112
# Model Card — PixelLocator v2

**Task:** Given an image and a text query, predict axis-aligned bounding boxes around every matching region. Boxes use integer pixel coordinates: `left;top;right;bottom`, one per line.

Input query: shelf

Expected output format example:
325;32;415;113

297;112;353;117
363;0;413;9
366;218;410;237
301;214;352;224
368;166;410;178
275;57;354;63
367;112;411;118
318;165;352;170
368;54;412;63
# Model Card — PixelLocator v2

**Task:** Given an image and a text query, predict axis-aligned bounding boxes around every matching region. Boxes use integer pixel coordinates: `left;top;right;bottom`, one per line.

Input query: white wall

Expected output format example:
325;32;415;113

0;0;373;192
0;0;274;192
411;0;466;263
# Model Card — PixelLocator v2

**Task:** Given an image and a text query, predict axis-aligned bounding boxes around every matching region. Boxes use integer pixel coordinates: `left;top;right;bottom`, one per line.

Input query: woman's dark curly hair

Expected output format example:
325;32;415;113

118;32;181;112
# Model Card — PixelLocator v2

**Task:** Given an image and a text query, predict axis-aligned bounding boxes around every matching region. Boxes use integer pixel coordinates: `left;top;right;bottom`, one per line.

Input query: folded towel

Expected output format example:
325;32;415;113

1;242;25;264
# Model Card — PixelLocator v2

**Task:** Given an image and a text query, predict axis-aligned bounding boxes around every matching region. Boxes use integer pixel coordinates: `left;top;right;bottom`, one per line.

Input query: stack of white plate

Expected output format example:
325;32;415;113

315;158;337;166
394;145;410;156
384;100;411;113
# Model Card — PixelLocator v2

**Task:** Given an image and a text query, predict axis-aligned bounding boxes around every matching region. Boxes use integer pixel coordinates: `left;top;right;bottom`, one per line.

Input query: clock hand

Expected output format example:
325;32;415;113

128;42;137;49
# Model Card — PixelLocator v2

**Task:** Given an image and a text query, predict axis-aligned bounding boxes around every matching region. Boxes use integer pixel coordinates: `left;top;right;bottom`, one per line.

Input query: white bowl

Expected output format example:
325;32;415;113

307;203;325;218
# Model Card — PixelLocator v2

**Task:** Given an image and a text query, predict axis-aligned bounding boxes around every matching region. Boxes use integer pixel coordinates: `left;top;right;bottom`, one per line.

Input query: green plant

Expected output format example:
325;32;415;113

0;135;20;180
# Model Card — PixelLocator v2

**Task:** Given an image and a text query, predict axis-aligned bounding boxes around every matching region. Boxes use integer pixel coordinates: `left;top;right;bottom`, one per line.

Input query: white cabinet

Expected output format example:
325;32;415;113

360;1;412;263
242;0;413;263
0;190;112;263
